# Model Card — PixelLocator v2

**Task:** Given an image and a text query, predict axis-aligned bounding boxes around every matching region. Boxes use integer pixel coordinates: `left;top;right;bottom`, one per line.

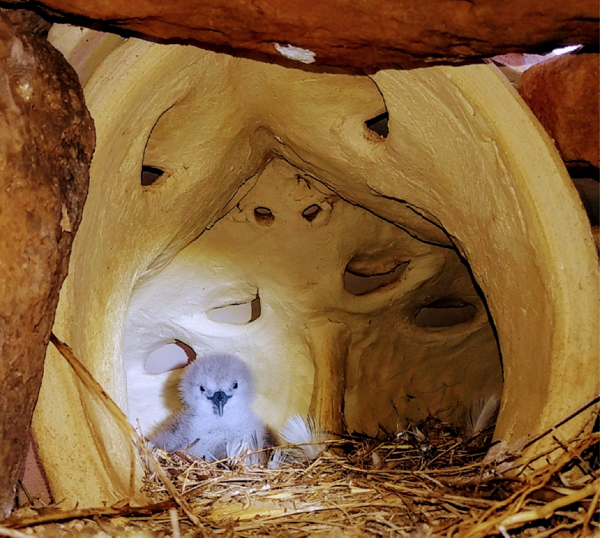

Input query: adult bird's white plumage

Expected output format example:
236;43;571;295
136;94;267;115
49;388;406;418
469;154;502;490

151;354;267;461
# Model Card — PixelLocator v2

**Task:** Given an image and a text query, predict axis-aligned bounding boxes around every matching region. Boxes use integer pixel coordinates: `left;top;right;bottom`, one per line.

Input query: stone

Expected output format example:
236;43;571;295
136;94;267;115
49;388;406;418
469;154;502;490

0;8;94;518
519;52;599;168
2;0;599;69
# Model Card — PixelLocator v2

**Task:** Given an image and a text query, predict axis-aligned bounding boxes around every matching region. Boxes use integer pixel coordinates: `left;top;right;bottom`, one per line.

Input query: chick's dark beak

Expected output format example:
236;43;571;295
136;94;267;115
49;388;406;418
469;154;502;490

207;390;231;416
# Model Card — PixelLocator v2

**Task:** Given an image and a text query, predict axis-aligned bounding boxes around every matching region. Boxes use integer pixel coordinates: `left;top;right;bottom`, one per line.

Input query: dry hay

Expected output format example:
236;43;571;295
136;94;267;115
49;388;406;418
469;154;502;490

2;337;598;537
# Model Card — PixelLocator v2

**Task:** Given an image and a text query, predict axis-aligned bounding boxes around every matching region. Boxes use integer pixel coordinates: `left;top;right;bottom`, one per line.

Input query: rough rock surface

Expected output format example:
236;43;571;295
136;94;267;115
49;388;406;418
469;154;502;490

0;8;94;518
4;0;599;70
519;53;600;168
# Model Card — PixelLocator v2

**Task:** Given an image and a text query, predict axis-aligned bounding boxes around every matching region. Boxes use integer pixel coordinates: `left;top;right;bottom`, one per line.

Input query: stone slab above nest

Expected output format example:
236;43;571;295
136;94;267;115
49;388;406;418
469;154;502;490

3;0;599;69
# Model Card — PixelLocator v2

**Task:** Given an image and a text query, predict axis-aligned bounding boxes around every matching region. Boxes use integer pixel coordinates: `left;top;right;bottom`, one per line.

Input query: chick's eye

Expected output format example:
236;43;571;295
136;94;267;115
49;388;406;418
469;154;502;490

233;382;238;389
200;386;205;392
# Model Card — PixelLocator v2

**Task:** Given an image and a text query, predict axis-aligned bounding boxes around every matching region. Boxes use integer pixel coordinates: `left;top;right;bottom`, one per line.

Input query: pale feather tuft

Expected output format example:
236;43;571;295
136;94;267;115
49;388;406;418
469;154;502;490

279;414;326;462
268;448;294;468
466;394;501;435
226;432;264;466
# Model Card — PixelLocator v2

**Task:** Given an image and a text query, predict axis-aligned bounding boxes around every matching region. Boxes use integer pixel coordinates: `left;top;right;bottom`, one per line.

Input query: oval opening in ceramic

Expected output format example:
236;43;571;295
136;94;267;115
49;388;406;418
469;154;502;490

145;341;196;374
141;165;165;186
206;297;261;324
344;262;408;295
302;204;322;222
414;299;477;327
254;207;275;226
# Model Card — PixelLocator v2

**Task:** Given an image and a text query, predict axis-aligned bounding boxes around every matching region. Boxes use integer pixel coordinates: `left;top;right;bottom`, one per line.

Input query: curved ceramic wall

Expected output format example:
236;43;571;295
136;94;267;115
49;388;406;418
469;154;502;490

33;27;599;507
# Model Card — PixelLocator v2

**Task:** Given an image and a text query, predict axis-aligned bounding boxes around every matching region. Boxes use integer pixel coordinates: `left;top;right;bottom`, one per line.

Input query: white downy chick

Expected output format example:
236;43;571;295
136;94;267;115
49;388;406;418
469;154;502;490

152;354;266;462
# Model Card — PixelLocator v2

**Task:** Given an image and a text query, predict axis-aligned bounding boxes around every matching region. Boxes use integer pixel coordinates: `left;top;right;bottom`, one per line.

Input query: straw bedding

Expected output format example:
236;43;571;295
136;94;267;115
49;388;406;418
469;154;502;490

2;338;598;537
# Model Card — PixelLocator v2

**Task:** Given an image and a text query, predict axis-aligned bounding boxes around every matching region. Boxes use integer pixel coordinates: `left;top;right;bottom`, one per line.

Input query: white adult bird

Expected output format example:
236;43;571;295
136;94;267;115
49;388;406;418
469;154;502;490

152;354;267;461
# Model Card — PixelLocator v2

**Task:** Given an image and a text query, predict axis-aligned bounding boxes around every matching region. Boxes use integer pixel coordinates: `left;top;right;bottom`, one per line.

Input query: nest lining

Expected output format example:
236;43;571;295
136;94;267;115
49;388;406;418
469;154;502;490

3;337;598;537
6;414;599;537
138;415;599;537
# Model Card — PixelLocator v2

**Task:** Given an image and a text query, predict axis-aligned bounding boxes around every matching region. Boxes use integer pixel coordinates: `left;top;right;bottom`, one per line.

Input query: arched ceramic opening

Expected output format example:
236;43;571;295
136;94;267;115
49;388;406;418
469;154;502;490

34;27;598;508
